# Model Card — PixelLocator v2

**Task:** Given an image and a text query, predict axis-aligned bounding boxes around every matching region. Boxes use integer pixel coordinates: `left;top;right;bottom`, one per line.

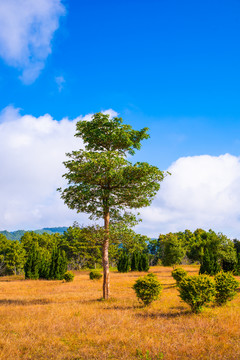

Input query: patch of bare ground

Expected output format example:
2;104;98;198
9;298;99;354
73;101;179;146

0;266;239;359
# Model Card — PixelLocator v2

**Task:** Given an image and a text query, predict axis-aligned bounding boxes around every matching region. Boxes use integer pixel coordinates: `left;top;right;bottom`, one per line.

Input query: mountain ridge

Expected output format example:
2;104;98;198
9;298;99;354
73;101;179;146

0;227;68;240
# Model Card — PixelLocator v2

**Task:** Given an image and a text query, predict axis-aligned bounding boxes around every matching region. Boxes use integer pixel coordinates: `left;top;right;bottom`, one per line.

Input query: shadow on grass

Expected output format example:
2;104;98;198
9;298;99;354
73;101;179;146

163;283;176;289
0;278;25;282
169;306;186;311
74;297;120;305
135;309;192;319
0;298;52;306
103;304;142;310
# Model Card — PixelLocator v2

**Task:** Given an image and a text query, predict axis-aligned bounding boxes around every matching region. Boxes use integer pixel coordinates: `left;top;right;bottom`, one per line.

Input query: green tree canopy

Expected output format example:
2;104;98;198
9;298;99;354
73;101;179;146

160;233;186;268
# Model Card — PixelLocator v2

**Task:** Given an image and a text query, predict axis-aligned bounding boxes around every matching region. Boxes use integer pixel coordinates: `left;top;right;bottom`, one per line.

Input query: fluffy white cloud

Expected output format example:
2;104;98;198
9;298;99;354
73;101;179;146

1;108;240;238
137;154;240;238
0;0;65;83
0;106;117;231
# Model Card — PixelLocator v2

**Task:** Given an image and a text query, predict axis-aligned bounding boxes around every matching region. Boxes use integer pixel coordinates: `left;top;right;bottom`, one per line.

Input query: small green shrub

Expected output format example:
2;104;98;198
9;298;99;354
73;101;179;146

133;273;162;306
63;271;75;282
214;271;239;306
177;274;216;313
172;267;188;284
89;270;102;280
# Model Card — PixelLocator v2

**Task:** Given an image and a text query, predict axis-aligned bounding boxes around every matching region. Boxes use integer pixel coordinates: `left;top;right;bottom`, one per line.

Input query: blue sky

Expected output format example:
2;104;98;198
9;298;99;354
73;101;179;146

1;0;240;236
1;0;240;168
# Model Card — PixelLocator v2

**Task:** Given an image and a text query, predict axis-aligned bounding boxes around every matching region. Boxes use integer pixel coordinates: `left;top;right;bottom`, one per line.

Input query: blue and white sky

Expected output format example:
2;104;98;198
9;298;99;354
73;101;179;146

1;0;240;238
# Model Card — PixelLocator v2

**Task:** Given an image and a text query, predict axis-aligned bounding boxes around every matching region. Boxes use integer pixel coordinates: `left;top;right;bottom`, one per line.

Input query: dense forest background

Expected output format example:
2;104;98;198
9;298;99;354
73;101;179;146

0;224;240;278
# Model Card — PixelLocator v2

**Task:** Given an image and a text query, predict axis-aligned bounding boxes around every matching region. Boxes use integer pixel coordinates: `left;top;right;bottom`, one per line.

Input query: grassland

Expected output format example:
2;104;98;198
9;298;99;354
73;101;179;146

0;266;239;360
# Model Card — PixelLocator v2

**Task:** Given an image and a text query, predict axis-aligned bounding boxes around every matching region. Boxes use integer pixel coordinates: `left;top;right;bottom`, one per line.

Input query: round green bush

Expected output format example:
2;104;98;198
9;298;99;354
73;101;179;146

177;274;216;313
172;268;188;284
89;270;102;280
133;273;162;306
214;271;239;306
63;271;75;282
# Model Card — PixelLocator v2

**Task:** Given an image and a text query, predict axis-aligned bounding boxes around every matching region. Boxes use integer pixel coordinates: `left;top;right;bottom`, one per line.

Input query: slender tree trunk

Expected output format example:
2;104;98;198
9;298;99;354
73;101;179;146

103;211;110;299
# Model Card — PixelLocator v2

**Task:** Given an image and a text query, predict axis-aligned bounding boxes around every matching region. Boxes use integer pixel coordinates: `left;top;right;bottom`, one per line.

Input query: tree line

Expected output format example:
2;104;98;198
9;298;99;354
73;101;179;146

149;228;240;275
0;225;239;277
0;222;150;277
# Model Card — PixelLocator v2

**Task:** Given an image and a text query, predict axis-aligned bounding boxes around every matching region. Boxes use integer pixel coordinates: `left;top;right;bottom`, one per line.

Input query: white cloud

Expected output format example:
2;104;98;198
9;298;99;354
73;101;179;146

0;106;116;231
0;0;65;83
1;109;240;239
137;154;240;238
55;75;65;91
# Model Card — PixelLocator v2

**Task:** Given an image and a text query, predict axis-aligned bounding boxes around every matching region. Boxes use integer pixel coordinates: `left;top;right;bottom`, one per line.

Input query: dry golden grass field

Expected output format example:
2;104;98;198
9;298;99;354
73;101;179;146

0;266;239;360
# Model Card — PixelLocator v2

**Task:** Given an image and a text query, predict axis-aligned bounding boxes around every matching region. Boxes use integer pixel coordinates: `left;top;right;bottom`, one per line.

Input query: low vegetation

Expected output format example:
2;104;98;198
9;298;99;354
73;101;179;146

89;270;102;280
133;273;162;306
214;271;239;306
171;267;188;284
177;274;216;313
63;271;75;282
0;265;239;359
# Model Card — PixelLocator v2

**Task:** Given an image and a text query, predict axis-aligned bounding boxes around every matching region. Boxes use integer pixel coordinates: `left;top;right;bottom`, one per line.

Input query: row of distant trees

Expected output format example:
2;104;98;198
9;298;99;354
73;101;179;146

0;221;149;276
0;225;239;277
149;228;240;275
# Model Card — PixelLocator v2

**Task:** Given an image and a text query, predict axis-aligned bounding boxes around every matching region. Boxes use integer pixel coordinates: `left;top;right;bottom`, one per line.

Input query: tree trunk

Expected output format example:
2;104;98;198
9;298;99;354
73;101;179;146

103;211;110;299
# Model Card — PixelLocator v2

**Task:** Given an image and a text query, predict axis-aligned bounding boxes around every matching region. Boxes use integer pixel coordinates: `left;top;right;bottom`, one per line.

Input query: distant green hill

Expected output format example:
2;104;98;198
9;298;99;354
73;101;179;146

0;227;68;240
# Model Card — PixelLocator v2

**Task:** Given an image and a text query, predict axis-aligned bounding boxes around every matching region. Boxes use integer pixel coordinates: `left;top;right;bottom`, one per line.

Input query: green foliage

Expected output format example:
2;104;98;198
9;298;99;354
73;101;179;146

58;112;166;298
133;273;162;306
117;252;130;273
3;240;26;275
24;242;67;281
20;232;68;280
129;251;149;272
20;231;60;254
59;113;165;221
63;271;75;282
160;233;186;267
89;270;102;280
131;251;140;271
233;239;240;274
120;230;149;255
234;253;240;275
0;234;26;276
147;238;159;265
220;239;238;272
139;253;150;272
24;244;40;279
49;247;68;280
177;275;216;313
136;349;164;360
172;267;188;284
199;248;221;275
214;271;239;306
60;224;102;269
38;251;51;279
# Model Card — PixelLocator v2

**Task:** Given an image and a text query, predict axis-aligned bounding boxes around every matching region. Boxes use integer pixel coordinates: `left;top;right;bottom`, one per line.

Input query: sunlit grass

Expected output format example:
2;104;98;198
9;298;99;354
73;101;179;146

0;266;239;359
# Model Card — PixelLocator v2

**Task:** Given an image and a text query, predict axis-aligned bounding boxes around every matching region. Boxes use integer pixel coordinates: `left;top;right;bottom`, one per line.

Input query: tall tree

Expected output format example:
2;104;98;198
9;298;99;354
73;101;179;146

160;233;186;268
58;113;165;299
